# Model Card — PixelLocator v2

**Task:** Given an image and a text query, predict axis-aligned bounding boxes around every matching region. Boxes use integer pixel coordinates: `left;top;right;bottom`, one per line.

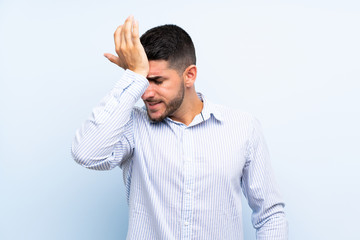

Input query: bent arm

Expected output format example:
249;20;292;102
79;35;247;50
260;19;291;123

241;117;288;240
71;70;148;170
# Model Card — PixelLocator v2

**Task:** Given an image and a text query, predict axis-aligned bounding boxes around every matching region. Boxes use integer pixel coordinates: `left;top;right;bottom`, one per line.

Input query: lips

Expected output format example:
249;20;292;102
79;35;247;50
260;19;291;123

146;101;162;111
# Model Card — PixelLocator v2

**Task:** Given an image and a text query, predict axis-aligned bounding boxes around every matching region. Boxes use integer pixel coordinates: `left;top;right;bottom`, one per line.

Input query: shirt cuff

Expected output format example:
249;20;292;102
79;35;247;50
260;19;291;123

114;69;149;99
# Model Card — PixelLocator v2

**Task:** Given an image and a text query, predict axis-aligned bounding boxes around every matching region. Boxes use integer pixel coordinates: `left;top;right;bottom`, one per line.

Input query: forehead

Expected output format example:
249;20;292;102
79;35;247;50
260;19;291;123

148;60;176;78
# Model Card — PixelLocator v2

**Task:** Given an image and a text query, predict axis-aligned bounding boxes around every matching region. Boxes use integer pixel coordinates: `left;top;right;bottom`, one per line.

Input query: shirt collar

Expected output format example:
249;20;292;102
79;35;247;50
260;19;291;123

197;92;223;122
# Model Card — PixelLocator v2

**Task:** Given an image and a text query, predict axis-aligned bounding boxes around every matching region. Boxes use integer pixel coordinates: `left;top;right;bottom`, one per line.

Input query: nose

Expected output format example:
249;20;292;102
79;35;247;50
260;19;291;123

141;82;156;100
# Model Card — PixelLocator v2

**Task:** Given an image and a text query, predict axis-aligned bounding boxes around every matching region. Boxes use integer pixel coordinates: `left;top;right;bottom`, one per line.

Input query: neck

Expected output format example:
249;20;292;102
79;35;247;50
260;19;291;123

169;90;203;126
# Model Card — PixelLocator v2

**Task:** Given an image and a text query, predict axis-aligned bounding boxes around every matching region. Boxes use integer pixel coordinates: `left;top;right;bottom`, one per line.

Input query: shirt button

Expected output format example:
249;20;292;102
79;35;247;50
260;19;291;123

184;221;189;226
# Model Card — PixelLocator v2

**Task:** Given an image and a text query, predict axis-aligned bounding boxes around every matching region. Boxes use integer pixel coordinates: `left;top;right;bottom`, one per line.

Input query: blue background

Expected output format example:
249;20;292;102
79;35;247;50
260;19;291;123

1;0;359;239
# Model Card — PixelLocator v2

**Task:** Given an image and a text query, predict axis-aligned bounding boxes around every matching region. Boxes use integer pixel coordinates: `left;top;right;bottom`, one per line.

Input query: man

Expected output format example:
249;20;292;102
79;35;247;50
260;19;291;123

72;15;288;239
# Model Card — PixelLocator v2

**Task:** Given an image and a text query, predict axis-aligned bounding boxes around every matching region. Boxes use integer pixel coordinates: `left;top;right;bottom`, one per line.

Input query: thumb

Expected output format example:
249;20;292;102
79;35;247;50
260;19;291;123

104;53;119;65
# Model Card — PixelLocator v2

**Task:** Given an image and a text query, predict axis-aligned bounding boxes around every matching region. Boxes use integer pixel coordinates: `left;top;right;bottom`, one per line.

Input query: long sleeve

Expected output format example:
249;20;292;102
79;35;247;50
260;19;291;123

71;70;149;170
241;117;288;240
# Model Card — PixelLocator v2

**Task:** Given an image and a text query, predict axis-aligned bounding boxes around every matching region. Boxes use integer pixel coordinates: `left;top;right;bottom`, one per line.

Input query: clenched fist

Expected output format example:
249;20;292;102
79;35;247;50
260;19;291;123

104;16;149;77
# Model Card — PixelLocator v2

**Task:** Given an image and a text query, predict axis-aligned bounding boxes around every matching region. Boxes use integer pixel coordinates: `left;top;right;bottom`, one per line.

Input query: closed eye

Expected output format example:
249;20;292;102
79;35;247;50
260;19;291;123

147;76;166;85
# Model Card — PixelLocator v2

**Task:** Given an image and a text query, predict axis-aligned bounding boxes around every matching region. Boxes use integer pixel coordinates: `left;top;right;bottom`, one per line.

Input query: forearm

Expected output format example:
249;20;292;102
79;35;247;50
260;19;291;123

249;184;288;240
242;116;288;239
71;70;148;170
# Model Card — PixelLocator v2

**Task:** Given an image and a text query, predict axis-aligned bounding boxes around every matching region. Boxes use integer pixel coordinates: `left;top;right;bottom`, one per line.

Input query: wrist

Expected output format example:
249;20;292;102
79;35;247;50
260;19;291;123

132;68;148;78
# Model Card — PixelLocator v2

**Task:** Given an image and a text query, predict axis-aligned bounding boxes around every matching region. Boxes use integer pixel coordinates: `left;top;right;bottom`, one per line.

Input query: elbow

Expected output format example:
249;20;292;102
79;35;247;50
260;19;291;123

71;140;95;167
71;143;113;171
71;143;89;166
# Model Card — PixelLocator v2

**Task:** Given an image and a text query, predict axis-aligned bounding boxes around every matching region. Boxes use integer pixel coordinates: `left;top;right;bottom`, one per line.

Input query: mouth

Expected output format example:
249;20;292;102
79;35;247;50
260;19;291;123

146;101;162;111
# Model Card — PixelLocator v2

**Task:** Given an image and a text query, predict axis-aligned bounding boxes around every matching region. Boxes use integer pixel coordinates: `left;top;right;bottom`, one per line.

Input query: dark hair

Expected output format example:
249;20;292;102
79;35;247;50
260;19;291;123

140;24;196;73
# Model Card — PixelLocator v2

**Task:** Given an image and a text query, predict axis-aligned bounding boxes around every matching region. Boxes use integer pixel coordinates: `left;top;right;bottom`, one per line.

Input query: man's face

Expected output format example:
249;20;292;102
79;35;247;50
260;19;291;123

141;60;185;122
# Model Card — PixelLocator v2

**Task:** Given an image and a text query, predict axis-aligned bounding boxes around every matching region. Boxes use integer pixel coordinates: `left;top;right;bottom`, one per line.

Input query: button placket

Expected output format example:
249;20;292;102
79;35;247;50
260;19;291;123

180;127;195;240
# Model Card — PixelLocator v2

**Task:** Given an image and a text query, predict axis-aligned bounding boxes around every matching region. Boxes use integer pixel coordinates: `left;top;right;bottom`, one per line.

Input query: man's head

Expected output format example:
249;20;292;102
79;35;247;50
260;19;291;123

140;24;196;74
140;25;198;123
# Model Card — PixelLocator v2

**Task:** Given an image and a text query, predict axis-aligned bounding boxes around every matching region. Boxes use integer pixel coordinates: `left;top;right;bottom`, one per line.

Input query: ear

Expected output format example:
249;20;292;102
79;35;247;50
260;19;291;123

183;65;197;88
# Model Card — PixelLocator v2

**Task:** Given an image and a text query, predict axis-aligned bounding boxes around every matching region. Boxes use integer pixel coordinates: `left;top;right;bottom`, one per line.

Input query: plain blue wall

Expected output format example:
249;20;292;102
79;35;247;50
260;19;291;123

1;0;359;239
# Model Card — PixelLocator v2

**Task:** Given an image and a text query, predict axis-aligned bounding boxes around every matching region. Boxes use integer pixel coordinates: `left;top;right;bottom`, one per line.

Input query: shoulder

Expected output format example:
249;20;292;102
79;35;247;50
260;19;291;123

213;103;256;124
211;103;263;136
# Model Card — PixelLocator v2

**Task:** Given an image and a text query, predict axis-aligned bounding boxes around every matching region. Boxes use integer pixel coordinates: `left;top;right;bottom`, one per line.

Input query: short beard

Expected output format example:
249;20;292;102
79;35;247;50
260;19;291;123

147;83;185;122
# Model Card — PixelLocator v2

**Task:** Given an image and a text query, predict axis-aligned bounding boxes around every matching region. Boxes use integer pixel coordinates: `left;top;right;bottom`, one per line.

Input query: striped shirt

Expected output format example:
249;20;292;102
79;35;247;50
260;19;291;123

72;70;288;240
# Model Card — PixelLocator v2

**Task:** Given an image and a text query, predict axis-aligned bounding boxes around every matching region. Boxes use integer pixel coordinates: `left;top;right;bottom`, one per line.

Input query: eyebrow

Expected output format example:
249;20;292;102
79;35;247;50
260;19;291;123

147;76;165;82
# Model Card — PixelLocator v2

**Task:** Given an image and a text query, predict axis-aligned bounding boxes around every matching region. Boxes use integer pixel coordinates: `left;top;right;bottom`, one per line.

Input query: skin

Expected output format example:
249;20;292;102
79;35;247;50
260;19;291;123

104;16;203;125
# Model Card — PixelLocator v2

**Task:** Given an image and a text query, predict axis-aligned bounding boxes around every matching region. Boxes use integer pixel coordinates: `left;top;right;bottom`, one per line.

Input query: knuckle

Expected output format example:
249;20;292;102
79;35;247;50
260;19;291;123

120;45;126;52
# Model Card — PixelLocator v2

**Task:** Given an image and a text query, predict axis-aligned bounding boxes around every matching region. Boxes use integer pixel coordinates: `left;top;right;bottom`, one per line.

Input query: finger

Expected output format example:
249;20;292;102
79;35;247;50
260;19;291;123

123;15;134;46
132;19;139;40
114;25;122;53
104;53;120;65
132;20;144;50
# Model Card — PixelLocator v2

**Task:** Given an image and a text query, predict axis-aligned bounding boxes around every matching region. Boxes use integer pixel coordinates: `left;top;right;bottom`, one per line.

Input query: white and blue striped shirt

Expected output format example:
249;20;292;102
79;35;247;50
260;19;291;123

72;70;288;240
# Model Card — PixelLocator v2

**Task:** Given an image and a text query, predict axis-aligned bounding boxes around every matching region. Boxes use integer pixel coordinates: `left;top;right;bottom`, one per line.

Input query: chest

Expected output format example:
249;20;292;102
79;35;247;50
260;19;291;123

133;120;248;186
